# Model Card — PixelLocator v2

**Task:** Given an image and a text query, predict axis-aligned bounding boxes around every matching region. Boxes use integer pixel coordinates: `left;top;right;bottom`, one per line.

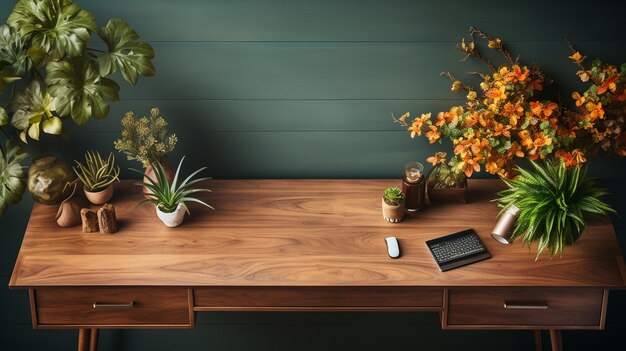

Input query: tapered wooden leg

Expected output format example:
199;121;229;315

549;329;563;351
78;329;91;351
534;330;543;351
89;328;99;351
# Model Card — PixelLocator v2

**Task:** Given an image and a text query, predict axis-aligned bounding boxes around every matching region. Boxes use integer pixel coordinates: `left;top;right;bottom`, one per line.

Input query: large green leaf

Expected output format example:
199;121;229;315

0;25;32;75
7;0;96;59
0;140;28;216
9;78;59;142
97;18;155;85
0;70;21;93
46;56;120;124
0;107;8;126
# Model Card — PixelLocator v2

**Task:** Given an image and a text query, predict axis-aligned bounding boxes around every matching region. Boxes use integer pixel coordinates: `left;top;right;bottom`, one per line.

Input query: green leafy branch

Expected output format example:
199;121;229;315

0;0;155;142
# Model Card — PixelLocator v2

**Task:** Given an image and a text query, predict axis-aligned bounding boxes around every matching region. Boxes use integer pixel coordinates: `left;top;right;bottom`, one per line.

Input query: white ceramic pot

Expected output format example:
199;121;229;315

156;203;187;227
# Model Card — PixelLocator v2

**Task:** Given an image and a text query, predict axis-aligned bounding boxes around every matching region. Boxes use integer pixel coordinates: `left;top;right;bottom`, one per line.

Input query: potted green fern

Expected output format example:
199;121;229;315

134;157;214;227
496;159;615;259
73;150;120;205
382;186;405;223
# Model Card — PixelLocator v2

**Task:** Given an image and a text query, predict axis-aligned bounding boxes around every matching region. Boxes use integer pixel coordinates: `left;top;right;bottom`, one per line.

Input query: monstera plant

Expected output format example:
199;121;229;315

0;0;155;143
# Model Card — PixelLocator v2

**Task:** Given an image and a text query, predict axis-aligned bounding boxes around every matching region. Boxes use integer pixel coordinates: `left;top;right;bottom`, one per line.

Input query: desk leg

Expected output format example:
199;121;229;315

77;329;91;351
89;329;99;351
549;329;563;351
533;330;543;351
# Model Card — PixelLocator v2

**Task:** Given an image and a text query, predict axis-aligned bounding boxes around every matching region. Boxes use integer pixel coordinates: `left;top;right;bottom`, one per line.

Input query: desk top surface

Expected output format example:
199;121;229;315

10;179;626;288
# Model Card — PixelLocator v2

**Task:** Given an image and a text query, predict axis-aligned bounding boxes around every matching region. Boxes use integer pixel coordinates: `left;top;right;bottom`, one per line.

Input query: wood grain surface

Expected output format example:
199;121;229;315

194;286;443;310
446;287;604;328
33;287;192;328
9;179;625;288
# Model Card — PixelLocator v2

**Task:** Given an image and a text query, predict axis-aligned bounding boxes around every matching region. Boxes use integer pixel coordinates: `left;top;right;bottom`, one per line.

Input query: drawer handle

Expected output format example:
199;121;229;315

503;301;548;310
93;301;135;309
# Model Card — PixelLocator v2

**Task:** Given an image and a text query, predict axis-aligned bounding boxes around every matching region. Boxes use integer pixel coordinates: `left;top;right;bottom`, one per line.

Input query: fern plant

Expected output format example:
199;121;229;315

383;187;404;206
73;150;120;192
496;158;615;258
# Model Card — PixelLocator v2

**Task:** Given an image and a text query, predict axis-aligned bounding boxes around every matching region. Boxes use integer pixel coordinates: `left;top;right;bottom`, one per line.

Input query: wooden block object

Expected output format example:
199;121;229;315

80;209;99;233
97;203;118;234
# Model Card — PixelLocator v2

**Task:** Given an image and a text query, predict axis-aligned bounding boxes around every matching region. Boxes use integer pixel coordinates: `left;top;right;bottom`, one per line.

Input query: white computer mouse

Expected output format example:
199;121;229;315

385;236;401;258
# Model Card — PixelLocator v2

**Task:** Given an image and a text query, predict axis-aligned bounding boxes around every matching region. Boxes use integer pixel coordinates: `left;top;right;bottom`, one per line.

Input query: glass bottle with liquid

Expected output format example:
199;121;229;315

402;162;426;212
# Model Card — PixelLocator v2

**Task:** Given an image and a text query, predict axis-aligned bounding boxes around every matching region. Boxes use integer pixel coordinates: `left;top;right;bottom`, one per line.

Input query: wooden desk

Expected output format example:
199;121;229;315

10;179;626;351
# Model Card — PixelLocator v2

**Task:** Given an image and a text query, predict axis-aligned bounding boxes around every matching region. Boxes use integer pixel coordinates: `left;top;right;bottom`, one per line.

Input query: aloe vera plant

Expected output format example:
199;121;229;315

133;157;214;214
496;159;615;258
73;150;120;192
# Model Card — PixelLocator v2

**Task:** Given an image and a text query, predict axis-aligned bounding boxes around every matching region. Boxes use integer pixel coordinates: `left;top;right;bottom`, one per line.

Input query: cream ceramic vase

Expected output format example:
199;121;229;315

84;185;114;205
156;203;186;227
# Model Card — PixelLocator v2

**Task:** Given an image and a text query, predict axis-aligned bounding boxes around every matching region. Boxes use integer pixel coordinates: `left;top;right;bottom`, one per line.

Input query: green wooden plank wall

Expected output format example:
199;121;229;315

2;0;626;350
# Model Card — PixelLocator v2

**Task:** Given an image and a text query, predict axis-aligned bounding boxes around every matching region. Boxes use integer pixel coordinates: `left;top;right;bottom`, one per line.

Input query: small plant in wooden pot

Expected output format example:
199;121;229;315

134;157;214;228
382;186;405;223
73;151;120;205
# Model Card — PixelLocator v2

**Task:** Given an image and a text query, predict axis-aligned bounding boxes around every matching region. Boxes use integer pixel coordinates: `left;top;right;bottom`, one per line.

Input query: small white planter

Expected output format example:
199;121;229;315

156;203;187;227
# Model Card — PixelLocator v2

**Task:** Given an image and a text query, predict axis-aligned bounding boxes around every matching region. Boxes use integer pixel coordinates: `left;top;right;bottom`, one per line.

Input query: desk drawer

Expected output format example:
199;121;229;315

195;287;443;311
33;288;193;328
446;288;606;329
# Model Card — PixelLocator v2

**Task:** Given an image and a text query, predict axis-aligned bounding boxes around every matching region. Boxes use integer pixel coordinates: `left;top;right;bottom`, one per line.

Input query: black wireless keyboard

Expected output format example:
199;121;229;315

426;229;490;271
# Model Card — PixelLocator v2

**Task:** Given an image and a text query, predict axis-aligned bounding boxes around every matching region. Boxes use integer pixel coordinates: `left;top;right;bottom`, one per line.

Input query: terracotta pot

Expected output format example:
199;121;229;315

156;203;187;227
382;197;404;223
143;159;175;194
56;195;90;228
84;185;114;205
427;178;468;203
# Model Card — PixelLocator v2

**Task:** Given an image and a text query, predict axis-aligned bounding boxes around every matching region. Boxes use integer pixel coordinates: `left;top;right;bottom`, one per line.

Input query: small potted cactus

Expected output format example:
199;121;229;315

382;186;405;223
73;150;120;205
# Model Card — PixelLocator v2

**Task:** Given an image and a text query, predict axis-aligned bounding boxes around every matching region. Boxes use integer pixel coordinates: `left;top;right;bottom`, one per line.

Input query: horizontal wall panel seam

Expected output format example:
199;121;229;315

143;40;625;44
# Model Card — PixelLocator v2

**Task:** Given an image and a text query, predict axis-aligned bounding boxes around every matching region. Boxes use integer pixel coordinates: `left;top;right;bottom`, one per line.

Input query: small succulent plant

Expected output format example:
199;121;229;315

383;186;404;206
73;150;120;192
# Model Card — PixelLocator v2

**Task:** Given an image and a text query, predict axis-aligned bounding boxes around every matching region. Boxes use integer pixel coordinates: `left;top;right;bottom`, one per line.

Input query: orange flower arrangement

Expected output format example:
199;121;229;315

394;27;626;179
566;42;626;157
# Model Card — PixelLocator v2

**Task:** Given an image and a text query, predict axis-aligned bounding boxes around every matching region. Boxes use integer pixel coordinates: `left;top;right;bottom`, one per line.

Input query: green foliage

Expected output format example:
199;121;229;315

1;0;155;142
0;141;28;215
0;25;31;75
496;159;615;259
133;157;214;214
0;108;8;126
383;186;404;206
97;19;156;85
46;57;120;124
73;150;120;192
9;78;60;142
7;0;96;59
428;163;466;189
